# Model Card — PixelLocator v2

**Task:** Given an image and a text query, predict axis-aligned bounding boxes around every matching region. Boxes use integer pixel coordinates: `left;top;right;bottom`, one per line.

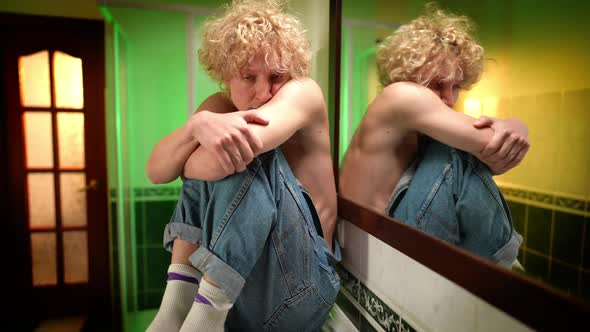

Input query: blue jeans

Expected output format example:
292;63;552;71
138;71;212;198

163;148;340;331
386;139;523;267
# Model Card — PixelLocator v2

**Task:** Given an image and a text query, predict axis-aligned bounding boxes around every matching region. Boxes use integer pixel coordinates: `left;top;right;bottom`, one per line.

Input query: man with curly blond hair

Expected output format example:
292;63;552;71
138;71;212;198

146;1;339;331
340;5;529;268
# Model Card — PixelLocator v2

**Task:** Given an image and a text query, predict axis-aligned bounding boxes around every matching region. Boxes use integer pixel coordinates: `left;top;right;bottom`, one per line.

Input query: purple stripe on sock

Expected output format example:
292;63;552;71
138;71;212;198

195;294;212;305
167;272;198;284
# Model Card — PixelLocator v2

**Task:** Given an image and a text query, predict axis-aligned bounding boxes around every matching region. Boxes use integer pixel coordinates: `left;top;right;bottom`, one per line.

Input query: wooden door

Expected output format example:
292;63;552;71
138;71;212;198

0;13;111;329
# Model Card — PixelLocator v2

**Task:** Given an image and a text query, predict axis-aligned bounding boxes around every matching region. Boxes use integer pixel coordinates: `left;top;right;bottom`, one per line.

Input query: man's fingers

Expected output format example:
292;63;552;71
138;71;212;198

234;133;255;166
215;147;235;174
473;115;492;128
242;110;269;125
223;139;245;172
504;141;529;170
514;143;529;165
481;130;508;157
494;134;519;162
240;125;264;155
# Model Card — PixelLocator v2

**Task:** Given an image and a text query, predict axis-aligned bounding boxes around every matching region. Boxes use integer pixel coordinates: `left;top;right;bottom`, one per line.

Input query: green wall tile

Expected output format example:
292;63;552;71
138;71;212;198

146;248;171;290
146;290;165;310
137;248;147;292
526;206;552;255
553;212;584;266
582;272;590;302
584;217;590;269
134;201;146;246
525;251;549;281
549;261;580;295
111;201;118;250
138;292;148;310
336;291;361;329
359;316;379;332
145;200;177;245
138;291;163;310
509;201;526;235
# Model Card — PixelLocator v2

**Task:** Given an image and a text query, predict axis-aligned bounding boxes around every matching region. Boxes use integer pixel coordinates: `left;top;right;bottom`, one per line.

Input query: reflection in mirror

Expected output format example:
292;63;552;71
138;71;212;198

338;0;590;305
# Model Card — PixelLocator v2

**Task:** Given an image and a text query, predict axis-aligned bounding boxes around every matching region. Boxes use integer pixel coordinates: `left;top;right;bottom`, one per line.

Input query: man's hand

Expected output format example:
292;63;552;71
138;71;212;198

473;116;530;175
188;110;269;174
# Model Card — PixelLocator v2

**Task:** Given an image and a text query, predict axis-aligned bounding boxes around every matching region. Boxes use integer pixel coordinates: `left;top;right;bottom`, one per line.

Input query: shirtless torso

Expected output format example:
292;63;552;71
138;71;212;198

281;120;337;246
339;81;529;214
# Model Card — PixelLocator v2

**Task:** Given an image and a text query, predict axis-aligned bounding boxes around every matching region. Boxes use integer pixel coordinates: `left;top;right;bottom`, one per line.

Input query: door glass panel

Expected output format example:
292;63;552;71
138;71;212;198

31;232;57;286
27;173;56;229
53;51;84;109
63;231;88;283
23;112;54;168
18;50;51;108
60;173;87;228
57;112;85;168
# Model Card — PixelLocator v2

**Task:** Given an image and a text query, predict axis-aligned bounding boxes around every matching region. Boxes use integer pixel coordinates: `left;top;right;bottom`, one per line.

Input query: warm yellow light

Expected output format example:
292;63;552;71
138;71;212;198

483;97;498;118
464;99;482;118
53;51;84;109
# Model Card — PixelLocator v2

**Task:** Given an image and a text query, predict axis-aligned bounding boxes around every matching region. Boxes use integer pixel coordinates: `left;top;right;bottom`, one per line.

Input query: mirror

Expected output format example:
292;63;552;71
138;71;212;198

337;0;590;306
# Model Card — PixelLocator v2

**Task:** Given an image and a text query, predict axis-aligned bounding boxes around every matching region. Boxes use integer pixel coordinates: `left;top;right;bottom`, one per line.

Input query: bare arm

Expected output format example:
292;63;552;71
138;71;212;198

146;93;265;183
184;78;325;180
380;82;529;172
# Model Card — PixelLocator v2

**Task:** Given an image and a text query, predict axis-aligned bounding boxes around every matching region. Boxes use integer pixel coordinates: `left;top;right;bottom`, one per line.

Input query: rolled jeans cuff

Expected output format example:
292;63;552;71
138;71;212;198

189;246;246;303
329;238;343;264
493;231;523;268
163;222;203;253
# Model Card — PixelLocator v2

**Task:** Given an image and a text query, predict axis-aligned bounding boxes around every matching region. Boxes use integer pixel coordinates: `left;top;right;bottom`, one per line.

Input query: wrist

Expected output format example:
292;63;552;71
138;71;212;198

186;112;205;142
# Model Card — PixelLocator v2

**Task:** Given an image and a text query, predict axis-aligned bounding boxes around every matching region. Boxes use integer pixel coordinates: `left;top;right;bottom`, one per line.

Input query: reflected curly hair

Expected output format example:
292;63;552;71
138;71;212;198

376;4;484;89
198;0;311;83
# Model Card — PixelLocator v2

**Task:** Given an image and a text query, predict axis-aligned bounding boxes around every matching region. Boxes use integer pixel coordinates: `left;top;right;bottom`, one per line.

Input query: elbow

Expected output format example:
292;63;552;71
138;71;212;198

183;166;230;182
146;163;168;184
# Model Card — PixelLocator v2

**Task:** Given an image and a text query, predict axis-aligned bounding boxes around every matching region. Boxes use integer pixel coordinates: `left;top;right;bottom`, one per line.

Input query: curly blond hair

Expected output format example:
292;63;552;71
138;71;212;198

198;0;311;83
376;4;484;89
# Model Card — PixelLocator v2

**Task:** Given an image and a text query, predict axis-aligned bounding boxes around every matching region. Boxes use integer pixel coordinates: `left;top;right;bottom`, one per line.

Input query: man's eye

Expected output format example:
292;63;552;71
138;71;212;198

271;74;284;81
242;76;254;81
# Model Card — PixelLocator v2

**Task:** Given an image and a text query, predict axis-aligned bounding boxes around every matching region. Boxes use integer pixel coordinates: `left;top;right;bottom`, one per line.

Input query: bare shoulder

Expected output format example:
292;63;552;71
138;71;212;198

370;82;441;123
379;82;433;110
272;78;326;117
195;92;237;114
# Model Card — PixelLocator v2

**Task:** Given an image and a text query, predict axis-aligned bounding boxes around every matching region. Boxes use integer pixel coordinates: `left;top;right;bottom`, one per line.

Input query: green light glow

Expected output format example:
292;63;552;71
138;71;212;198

112;16;130;330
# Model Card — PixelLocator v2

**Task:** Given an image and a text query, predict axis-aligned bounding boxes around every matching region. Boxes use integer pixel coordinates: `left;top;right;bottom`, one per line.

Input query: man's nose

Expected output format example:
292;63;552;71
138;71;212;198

255;80;272;103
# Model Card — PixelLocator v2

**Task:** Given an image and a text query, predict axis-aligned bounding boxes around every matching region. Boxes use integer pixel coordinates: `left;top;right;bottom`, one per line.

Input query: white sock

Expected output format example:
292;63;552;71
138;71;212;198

179;278;233;332
147;264;200;332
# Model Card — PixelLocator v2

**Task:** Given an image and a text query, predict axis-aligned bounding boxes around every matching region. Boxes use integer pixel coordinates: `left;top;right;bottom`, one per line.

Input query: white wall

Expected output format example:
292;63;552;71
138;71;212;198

338;219;534;332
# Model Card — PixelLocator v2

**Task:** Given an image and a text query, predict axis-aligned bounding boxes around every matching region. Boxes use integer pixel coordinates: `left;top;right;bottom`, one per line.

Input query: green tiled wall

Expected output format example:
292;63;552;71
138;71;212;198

111;190;179;311
134;199;177;310
507;198;589;300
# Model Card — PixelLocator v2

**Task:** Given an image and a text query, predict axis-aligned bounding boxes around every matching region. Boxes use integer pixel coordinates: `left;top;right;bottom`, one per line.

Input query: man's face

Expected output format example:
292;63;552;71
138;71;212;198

424;63;464;108
225;53;290;111
427;79;461;108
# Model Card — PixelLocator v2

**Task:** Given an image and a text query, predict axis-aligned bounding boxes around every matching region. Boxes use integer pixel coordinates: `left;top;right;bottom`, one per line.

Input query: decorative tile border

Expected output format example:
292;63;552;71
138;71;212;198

110;186;181;201
501;187;528;200
336;264;417;332
555;196;586;212
499;185;588;216
527;191;553;205
134;187;181;199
